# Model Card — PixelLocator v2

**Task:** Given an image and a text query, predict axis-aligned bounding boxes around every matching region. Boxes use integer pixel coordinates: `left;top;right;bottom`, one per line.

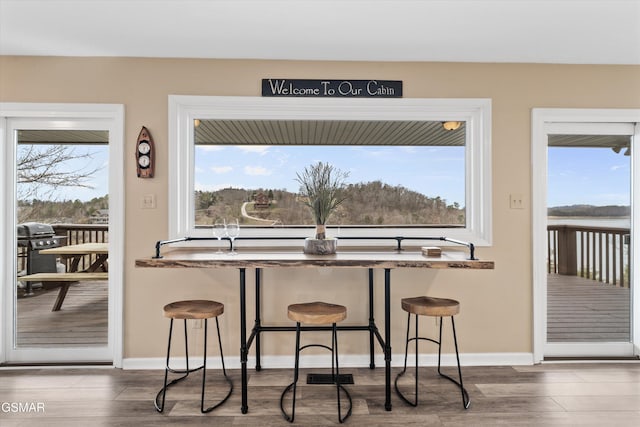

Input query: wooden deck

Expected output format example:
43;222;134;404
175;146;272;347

547;274;631;342
13;274;631;348
16;280;107;347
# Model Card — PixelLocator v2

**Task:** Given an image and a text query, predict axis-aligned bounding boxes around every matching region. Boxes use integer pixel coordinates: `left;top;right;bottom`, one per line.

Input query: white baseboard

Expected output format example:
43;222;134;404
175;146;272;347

544;342;635;358
122;352;534;370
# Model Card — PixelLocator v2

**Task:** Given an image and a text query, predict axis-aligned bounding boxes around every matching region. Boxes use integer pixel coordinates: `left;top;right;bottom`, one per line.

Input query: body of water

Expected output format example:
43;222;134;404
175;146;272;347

548;217;630;229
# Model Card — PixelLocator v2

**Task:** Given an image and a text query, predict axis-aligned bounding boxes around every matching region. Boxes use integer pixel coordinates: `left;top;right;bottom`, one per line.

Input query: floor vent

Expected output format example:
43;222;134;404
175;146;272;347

306;373;354;385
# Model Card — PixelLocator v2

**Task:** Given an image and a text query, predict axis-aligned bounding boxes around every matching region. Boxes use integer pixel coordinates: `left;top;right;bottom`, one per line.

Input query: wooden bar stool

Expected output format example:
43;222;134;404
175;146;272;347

154;300;233;413
394;296;470;409
280;301;352;423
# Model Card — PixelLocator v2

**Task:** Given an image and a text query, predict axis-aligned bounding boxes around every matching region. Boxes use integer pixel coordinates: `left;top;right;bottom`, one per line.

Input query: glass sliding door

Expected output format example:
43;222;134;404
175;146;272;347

547;136;631;341
543;121;635;358
4;117;113;363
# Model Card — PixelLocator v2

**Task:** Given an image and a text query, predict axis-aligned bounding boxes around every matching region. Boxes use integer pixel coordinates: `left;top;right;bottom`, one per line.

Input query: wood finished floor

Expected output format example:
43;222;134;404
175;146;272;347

1;363;640;426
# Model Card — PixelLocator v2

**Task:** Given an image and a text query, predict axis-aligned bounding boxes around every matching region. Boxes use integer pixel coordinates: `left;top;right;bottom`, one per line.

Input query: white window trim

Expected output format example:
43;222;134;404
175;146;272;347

169;96;492;247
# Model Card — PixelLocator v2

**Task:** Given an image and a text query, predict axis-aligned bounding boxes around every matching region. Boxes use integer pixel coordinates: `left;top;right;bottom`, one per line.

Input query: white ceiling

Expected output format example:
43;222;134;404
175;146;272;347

1;0;639;64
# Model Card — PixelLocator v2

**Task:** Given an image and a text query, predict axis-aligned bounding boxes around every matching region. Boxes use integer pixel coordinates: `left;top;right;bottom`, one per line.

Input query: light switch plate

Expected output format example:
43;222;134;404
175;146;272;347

510;193;524;209
141;194;156;209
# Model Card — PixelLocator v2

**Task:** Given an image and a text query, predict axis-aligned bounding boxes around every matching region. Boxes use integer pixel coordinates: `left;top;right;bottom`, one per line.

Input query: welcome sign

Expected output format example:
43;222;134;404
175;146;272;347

262;79;402;98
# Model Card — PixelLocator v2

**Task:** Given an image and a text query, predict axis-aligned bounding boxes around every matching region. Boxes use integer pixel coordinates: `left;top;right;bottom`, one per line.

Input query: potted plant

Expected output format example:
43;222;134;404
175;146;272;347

296;161;349;254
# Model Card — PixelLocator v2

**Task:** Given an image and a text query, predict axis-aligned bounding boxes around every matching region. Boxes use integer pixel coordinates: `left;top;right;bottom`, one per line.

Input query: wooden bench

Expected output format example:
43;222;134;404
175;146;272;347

18;272;108;312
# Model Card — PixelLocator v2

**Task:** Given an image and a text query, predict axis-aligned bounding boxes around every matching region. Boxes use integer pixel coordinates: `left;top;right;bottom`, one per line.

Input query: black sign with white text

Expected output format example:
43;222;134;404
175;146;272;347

262;79;402;98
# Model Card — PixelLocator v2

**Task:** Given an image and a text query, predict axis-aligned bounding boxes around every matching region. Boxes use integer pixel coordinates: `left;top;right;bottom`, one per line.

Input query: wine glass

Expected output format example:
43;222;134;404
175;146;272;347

212;220;226;254
226;219;240;255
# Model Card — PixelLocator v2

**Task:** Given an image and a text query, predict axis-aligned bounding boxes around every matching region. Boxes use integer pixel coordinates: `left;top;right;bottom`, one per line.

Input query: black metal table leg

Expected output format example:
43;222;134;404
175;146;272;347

368;268;375;369
255;268;262;371
240;268;248;414
384;268;392;411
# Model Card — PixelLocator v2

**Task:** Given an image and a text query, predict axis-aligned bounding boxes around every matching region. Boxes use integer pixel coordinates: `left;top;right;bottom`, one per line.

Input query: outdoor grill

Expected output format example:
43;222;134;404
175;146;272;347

17;222;66;295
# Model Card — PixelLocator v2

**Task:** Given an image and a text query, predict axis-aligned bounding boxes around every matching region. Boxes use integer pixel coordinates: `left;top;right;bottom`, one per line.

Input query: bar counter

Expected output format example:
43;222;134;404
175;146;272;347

135;247;494;269
136;247;494;413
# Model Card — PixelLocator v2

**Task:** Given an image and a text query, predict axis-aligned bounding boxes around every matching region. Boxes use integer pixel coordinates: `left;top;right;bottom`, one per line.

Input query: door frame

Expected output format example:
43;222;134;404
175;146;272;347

532;108;640;363
0;103;124;366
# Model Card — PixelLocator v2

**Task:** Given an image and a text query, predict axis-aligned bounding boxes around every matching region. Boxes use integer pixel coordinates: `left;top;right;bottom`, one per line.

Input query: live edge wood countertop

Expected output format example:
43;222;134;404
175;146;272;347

135;248;495;270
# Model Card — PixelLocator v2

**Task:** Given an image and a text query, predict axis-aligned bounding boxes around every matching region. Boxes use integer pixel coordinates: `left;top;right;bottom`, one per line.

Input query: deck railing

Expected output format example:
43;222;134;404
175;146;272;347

52;224;109;272
17;224;108;273
548;224;630;287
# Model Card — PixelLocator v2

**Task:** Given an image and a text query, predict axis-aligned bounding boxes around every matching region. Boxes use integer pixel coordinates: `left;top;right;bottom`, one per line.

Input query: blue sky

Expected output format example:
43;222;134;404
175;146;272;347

194;145;466;206
548;147;630;207
17;145;109;202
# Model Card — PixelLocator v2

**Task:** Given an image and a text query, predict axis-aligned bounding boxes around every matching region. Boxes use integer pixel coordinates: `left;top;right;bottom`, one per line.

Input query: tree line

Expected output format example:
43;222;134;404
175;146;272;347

18;196;109;224
196;181;464;226
548;204;630;217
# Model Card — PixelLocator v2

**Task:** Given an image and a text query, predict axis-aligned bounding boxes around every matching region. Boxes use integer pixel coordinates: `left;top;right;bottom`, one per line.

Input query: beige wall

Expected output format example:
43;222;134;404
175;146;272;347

2;57;639;361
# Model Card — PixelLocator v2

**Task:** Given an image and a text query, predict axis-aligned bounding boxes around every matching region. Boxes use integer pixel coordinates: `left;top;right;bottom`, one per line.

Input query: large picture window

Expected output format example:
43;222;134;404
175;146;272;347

169;96;492;246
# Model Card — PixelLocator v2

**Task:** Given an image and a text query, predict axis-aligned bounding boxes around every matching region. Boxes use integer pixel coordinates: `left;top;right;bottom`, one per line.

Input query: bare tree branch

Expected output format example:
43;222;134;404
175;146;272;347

17;145;102;200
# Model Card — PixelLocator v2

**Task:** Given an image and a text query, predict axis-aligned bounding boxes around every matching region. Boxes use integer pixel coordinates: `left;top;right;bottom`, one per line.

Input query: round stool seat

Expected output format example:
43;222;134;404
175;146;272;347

163;300;224;320
287;301;347;325
401;296;460;317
